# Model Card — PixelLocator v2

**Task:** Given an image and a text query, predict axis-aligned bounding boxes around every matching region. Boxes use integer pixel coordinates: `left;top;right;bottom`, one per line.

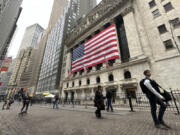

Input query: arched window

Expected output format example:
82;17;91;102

67;83;69;88
108;74;114;82
79;80;81;86
87;78;90;85
96;76;101;84
124;71;131;79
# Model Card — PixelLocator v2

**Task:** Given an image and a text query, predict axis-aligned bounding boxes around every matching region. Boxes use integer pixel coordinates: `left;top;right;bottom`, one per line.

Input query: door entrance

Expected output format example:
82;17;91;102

71;91;74;101
125;88;136;99
65;92;68;101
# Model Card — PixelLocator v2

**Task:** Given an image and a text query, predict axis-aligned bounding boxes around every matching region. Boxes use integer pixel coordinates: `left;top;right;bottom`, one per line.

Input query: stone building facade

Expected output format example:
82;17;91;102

61;0;180;101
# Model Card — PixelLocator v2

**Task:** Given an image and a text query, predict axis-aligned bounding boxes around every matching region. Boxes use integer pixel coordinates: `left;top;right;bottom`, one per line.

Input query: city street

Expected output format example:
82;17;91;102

0;103;180;135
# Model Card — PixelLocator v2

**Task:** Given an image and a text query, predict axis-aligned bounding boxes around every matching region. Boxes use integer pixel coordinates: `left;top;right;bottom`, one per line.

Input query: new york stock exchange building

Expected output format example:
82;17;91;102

60;0;180;103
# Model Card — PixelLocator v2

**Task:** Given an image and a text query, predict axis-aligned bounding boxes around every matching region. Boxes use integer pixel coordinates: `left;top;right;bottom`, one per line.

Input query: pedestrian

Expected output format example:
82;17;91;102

106;90;113;112
53;94;59;109
20;92;31;113
94;85;105;119
7;97;14;109
140;70;170;129
2;96;8;110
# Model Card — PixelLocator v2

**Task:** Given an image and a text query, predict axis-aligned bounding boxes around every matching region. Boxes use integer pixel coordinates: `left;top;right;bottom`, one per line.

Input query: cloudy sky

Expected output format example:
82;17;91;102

7;0;102;58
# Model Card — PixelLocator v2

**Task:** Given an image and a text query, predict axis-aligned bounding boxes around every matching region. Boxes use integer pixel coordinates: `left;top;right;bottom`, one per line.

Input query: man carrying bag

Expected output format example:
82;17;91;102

140;70;171;129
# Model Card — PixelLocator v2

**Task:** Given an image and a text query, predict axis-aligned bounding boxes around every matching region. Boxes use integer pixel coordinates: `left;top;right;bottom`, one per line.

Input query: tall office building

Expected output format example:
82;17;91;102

13;0;68;95
18;24;44;51
36;0;97;94
48;0;68;29
0;0;23;66
8;24;44;90
0;57;15;96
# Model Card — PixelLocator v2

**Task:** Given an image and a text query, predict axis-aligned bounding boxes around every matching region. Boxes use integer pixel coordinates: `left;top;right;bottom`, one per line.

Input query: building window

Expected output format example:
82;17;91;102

163;2;174;12
104;23;111;29
108;74;114;82
158;24;167;34
87;78;90;85
170;18;180;29
149;0;156;8
152;9;161;18
73;72;77;77
124;71;131;79
96;63;102;71
163;39;174;50
80;69;84;75
72;81;74;87
94;30;100;35
87;67;92;73
96;76;101;84
79;80;81;86
67;83;69;88
109;59;115;66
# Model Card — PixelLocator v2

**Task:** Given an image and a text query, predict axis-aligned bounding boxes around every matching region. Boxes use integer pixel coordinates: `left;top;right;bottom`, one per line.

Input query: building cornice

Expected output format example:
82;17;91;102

65;0;133;48
64;57;149;82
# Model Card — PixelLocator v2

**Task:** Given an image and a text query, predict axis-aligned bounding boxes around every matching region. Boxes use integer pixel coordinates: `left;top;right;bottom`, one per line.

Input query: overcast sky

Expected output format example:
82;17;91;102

7;0;102;58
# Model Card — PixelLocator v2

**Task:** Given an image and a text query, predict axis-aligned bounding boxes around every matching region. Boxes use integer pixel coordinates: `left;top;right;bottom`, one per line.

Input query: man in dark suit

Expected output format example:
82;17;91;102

140;70;170;129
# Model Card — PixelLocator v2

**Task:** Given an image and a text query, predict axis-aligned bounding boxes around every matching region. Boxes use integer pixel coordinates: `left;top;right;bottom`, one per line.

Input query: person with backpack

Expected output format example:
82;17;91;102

140;70;170;129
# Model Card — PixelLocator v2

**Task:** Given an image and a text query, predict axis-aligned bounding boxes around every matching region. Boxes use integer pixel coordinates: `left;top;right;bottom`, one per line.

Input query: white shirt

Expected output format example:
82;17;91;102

144;79;163;99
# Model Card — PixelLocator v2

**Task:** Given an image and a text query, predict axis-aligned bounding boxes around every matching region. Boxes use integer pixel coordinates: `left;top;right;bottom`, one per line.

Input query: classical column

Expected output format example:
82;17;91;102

122;7;143;58
74;91;78;100
117;84;122;94
102;86;106;96
65;50;72;78
81;89;86;100
61;90;65;99
90;88;95;99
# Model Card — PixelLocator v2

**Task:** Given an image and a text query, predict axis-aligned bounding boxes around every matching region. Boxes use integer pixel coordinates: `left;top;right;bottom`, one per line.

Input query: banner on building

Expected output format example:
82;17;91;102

71;24;120;72
0;67;8;71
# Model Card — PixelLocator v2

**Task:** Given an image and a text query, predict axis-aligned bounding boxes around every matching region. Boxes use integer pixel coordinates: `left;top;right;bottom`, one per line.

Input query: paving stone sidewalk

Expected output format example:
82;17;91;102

0;103;180;135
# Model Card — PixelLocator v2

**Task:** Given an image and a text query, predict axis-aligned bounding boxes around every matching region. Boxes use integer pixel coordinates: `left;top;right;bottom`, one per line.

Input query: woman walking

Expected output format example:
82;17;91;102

94;85;105;119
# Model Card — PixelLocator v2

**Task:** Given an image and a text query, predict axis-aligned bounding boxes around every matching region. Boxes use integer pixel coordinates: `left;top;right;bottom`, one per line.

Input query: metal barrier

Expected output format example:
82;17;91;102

32;90;180;114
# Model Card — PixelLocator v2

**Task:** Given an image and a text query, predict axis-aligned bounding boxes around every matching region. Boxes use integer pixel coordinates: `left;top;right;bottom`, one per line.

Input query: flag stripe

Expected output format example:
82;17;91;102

71;24;120;73
72;42;118;66
85;24;116;47
72;45;118;68
85;30;116;49
72;54;119;72
72;50;119;70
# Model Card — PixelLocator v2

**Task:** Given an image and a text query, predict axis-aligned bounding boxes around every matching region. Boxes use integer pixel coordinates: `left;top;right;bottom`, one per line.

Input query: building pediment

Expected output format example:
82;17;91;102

66;0;133;47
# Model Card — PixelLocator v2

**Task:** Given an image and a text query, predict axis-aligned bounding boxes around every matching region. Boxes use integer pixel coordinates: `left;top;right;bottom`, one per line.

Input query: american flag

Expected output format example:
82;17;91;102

72;24;120;72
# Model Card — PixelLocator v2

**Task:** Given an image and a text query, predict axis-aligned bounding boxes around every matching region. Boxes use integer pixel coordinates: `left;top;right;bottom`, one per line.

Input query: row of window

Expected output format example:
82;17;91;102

66;71;132;88
150;1;174;18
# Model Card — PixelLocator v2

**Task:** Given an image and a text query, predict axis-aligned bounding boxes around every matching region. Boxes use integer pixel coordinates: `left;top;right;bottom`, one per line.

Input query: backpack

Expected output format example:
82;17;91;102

139;79;147;94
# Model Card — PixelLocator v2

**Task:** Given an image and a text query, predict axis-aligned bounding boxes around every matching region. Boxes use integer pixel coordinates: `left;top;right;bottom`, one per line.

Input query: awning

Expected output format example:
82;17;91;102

43;93;50;96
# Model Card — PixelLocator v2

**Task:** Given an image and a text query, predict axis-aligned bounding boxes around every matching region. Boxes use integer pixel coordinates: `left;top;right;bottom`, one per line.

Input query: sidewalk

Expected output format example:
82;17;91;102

0;103;180;135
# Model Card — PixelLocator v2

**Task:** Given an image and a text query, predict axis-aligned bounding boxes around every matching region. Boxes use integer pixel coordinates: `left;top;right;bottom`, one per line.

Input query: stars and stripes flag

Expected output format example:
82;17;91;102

71;24;120;73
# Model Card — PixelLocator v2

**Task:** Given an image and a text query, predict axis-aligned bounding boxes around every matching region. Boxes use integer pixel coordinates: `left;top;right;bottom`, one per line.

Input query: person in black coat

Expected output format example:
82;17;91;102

20;91;31;113
94;85;105;118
